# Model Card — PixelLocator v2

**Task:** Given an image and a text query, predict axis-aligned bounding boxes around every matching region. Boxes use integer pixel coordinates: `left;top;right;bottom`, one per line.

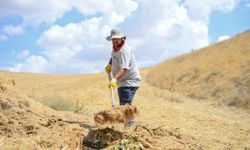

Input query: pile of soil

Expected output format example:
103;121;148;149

94;105;138;126
0;73;88;149
83;125;203;149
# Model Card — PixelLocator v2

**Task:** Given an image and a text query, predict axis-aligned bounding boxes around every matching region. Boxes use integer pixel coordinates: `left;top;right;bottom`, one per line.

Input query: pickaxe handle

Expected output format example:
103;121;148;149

108;72;116;107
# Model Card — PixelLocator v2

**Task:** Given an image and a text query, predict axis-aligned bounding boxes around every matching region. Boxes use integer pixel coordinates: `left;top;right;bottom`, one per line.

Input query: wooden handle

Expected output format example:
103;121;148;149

108;72;116;107
108;72;112;81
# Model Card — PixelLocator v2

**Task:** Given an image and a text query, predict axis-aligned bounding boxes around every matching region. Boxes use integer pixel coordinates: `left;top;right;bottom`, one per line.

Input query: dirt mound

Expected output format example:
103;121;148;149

94;105;138;126
0;73;15;86
0;74;88;149
83;125;203;149
83;127;123;149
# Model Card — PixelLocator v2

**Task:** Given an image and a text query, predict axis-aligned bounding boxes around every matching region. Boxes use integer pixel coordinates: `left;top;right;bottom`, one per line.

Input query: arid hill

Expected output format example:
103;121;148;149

147;30;250;109
0;73;89;149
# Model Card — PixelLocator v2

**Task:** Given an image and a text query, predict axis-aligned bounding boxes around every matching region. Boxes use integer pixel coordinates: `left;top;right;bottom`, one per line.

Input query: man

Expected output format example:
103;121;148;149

105;28;141;106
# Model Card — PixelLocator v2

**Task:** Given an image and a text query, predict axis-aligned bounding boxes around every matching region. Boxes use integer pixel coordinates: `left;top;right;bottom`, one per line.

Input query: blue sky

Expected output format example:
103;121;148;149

209;0;250;43
0;0;250;74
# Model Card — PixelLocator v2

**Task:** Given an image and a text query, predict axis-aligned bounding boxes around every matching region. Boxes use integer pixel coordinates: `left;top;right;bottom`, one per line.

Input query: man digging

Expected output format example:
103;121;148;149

105;28;141;127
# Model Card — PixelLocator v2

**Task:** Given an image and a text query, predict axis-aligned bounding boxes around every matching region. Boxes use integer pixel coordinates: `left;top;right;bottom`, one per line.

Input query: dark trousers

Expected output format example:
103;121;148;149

118;87;139;105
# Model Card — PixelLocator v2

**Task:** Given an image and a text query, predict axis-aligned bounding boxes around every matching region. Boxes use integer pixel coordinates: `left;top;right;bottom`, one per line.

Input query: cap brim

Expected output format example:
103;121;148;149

106;35;126;41
106;36;112;41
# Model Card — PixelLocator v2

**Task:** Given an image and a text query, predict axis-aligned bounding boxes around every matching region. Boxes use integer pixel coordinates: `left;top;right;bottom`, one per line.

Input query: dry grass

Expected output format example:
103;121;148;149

147;30;250;109
69;131;83;150
40;96;75;111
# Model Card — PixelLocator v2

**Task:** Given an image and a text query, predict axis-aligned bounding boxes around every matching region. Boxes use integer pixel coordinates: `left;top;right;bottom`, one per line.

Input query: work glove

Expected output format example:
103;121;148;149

108;78;117;89
105;64;112;73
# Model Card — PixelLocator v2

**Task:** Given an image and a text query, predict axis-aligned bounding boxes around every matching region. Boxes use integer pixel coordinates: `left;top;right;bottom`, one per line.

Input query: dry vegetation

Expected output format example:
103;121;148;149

147;30;250;109
1;30;250;149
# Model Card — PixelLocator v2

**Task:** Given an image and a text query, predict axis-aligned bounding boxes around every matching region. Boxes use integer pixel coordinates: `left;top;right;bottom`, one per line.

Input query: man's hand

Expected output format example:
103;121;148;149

108;78;117;88
105;64;112;73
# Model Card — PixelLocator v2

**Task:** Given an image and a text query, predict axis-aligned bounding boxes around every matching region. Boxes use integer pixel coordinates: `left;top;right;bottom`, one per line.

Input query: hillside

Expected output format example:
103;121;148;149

147;30;250;109
0;73;90;149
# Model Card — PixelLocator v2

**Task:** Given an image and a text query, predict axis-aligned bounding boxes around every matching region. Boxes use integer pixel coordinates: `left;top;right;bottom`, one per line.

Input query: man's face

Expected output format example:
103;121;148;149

112;38;123;47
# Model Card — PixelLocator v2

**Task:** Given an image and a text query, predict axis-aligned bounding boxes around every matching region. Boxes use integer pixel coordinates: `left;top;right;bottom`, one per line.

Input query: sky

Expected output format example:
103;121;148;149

0;0;250;74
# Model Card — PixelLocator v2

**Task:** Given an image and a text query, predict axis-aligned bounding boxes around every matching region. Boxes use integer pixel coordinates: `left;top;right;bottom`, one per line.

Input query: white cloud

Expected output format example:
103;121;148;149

8;55;49;73
184;0;236;22
46;59;105;74
3;25;24;35
0;0;71;25
17;49;30;59
121;1;209;63
217;35;230;42
0;0;137;25
73;0;113;15
37;17;109;63
0;35;8;41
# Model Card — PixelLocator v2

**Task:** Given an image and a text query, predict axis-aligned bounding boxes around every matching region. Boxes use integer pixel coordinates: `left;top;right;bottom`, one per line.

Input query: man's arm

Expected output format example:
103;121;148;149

108;68;126;88
108;58;112;65
114;68;127;80
105;58;112;73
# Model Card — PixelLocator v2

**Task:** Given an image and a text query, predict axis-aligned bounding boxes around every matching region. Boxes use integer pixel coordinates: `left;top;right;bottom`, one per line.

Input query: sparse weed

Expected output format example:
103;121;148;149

69;131;82;150
74;98;83;114
40;96;75;111
204;70;219;82
224;88;250;109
